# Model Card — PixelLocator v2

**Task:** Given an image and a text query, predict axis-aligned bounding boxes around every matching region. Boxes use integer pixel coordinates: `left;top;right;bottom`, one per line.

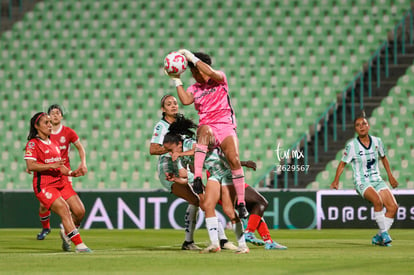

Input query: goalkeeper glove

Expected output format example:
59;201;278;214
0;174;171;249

178;49;200;65
164;69;183;87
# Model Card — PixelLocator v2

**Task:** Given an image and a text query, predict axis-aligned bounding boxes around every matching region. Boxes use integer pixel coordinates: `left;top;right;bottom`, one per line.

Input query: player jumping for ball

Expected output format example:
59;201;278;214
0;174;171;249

166;49;248;219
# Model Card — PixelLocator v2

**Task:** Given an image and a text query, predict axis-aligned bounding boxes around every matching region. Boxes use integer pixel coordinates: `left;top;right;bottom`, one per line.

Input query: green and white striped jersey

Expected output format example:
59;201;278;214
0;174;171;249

179;138;231;182
341;135;386;185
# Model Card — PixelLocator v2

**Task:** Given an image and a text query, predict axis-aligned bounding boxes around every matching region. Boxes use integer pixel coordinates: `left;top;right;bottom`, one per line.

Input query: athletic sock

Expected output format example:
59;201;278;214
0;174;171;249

231;168;245;205
232;221;247;247
246;214;261;233
184;204;198;242
67;229;83;246
257;218;273;243
384;216;394;232
217;218;228;241
374;211;386;233
205;217;220;246
194;144;208;178
39;210;51;229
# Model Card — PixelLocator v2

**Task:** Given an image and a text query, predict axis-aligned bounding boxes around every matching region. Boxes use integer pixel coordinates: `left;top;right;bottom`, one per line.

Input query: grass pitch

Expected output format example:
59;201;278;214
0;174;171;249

0;229;413;274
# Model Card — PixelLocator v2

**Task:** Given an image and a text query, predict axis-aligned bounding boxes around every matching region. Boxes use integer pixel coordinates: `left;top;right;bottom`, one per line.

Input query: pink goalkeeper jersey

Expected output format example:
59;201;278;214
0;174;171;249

186;71;237;127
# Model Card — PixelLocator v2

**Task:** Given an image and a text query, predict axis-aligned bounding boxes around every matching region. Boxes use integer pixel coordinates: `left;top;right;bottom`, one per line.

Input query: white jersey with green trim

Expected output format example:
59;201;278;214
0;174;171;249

151;119;170;146
341;135;386;185
151;118;171;161
179;138;230;180
178;138;196;170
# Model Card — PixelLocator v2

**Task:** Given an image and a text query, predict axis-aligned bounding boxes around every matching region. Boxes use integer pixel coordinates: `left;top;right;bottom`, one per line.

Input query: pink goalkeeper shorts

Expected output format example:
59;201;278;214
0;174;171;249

200;123;238;147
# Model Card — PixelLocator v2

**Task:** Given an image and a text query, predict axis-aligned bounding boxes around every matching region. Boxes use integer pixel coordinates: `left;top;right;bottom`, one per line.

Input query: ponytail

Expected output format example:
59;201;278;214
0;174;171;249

27;112;46;140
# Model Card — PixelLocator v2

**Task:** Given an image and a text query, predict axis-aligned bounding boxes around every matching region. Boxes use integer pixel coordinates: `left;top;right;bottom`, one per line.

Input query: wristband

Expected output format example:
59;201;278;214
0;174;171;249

69;170;73;176
174;79;183;87
192;56;200;65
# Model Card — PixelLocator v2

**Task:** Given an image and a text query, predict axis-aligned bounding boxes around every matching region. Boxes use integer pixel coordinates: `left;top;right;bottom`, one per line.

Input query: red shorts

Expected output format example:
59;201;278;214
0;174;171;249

61;175;72;185
34;184;77;210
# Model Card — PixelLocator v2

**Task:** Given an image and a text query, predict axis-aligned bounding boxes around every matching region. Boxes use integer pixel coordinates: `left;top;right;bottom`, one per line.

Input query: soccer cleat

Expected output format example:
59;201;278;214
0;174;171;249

200;244;221;253
36;228;51;240
75;247;93;253
192;177;204;194
381;231;392;245
236;203;249;219
264;241;288;250
59;228;72;252
371;234;382;246
235;246;250;254
181;241;201;251
220;239;238;251
244;232;265;246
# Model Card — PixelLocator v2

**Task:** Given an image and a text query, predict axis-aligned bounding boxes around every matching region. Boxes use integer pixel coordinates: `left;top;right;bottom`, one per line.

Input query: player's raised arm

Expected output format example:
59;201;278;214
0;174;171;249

179;49;223;83
164;52;194;105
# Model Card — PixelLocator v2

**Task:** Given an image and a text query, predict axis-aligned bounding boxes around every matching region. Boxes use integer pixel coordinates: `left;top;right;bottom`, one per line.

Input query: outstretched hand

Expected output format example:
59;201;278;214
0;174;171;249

178;49;196;63
242;160;257;170
164;69;183;86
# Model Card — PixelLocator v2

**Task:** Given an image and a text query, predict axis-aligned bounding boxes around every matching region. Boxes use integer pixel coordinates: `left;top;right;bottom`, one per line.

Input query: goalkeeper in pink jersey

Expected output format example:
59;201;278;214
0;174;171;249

166;49;248;218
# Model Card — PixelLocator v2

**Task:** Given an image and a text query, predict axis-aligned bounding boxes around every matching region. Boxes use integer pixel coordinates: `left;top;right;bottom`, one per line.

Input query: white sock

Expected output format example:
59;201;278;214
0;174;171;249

384;216;394;231
374;211;386;233
232;221;246;247
205;217;220;246
217;213;227;241
184;204;198;242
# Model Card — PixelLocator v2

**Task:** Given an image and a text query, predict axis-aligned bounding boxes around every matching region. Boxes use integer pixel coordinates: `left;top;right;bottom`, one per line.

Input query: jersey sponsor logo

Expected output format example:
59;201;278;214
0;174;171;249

60;145;67;151
45;150;49;153
60;136;66;144
366;159;376;169
194;87;218;100
45;157;61;163
25;150;32;156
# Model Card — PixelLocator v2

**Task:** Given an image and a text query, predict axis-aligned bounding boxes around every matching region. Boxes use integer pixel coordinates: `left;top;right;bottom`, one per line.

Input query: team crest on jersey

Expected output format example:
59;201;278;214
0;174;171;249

60;136;66;144
28;142;35;149
42;189;53;200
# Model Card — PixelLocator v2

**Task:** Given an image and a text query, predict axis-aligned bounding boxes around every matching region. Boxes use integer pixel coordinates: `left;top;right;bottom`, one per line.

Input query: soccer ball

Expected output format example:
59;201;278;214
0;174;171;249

164;52;187;76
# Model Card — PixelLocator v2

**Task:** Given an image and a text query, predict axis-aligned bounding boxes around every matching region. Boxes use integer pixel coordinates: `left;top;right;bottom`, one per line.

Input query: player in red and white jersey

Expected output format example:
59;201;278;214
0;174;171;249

35;104;88;249
24;112;91;253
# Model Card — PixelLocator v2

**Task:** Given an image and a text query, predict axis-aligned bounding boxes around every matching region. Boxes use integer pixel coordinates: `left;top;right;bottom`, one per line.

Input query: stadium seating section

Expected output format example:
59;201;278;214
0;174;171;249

0;0;412;190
